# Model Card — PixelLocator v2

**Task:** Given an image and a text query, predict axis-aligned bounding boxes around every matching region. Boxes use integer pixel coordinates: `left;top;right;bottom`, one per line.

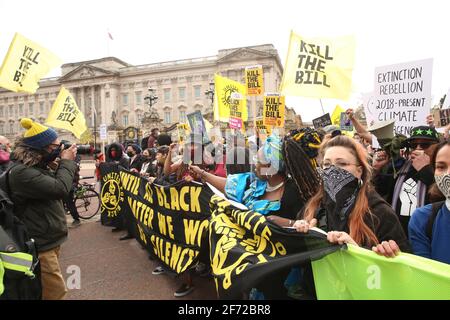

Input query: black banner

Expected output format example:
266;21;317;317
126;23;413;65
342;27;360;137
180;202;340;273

100;163;341;298
100;163;213;274
208;196;339;299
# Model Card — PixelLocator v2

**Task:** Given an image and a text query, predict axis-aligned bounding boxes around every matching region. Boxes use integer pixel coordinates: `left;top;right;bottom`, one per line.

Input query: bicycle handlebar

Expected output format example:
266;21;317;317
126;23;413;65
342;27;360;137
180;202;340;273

79;176;95;180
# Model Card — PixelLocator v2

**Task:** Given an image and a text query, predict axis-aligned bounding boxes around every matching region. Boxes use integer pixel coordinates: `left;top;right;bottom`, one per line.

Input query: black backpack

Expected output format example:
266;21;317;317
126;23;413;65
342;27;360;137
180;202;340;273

426;201;445;240
0;165;42;300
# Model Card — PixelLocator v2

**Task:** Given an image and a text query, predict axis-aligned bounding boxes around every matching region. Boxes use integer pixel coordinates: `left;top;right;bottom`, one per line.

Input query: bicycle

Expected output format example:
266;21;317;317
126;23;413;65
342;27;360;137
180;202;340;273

66;176;101;220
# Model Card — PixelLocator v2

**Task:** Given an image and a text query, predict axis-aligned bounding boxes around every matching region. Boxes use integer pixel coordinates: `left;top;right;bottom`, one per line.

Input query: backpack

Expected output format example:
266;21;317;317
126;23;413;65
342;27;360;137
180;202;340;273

0;165;42;300
426;201;445;240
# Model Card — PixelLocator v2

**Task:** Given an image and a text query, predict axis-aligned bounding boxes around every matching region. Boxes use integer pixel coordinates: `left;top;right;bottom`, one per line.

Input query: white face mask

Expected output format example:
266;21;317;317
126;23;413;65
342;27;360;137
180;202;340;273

435;173;450;199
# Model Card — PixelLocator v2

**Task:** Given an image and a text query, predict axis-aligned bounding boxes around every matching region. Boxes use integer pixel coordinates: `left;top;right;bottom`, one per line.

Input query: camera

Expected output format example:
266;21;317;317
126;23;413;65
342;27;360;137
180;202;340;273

60;140;94;155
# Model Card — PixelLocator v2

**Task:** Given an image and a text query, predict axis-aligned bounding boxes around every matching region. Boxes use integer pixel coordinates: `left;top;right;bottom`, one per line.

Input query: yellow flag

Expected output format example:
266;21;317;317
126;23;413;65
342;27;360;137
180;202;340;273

263;94;285;127
214;74;248;122
280;31;355;100
45;87;87;139
245;65;264;96
0;33;62;93
331;105;345;126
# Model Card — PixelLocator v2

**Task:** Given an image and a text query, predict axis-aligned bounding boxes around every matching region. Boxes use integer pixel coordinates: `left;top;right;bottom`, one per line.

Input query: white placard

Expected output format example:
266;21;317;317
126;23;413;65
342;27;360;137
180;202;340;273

99;123;107;141
370;58;433;136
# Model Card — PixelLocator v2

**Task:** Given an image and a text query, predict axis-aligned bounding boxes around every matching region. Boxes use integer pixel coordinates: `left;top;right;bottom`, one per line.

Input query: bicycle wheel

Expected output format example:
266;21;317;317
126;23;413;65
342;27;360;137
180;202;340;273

75;189;100;219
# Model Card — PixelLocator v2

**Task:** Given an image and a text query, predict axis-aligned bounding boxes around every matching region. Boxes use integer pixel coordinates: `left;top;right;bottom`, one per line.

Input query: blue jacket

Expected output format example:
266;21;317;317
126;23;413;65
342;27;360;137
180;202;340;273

409;203;450;264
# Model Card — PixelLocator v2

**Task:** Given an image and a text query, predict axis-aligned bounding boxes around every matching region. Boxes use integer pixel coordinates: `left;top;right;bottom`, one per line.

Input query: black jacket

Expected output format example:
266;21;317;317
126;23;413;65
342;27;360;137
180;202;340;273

129;154;145;172
8;159;77;252
317;190;410;252
106;143;129;169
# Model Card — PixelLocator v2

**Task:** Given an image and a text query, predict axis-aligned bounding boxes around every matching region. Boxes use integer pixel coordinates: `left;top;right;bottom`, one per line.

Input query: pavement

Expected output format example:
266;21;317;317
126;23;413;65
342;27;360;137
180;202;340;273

58;162;217;300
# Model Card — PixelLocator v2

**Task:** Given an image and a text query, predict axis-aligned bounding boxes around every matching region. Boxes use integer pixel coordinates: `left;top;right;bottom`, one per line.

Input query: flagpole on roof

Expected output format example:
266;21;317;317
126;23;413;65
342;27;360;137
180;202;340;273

106;29;111;57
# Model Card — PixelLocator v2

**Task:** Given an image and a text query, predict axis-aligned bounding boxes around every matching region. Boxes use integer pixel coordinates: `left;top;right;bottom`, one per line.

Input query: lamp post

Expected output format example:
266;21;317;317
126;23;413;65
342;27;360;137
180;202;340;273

142;87;160;128
144;87;158;109
204;81;214;106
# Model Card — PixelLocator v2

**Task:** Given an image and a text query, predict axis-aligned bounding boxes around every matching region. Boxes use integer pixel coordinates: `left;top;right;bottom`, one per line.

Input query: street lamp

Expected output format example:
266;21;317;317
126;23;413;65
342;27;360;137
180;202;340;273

142;87;160;126
144;87;158;109
204;81;214;106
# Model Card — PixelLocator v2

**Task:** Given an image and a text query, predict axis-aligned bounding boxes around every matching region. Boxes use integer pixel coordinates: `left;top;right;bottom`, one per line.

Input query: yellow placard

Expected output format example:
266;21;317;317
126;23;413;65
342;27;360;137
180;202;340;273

214;74;248;122
0;33;61;93
177;123;190;143
45;87;87;139
280;31;355;100
331;105;345;126
263;94;285;127
255;117;272;136
245;65;264;96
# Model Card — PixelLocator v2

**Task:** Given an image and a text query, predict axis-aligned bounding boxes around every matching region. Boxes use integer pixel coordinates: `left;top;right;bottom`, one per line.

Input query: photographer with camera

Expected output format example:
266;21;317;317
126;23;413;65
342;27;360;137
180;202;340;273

8;118;77;299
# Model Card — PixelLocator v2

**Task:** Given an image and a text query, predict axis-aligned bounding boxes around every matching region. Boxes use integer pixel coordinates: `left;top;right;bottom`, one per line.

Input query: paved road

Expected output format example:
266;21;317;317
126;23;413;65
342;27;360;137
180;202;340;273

58;162;217;300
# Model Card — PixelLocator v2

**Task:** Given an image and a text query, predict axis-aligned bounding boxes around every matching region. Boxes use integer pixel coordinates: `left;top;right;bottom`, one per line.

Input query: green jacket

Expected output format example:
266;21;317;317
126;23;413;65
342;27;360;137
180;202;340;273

8;159;77;252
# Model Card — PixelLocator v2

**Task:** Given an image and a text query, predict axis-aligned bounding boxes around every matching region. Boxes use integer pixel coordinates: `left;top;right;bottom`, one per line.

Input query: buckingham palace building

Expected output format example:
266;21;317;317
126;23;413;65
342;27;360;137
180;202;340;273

0;44;302;145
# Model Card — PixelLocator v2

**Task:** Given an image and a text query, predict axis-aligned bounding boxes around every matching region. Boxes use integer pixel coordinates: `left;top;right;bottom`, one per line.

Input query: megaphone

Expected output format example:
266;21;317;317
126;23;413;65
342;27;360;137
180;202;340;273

368;119;395;147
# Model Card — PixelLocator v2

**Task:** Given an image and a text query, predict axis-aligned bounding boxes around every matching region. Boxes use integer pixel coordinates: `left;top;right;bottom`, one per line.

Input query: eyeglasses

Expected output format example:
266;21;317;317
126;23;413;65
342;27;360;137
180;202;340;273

321;160;360;170
410;142;434;150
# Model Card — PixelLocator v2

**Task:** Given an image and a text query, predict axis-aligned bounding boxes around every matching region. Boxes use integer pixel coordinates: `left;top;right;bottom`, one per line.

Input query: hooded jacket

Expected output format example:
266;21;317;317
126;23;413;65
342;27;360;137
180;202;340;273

106;143;129;169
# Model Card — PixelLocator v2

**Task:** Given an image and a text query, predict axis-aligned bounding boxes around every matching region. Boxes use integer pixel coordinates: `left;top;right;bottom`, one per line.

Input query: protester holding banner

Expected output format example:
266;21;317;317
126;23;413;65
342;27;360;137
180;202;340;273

190;134;303;224
139;148;156;178
148;146;176;186
106;142;129;169
295;135;410;256
392;126;440;235
8;118;77;299
126;144;144;173
165;134;215;182
409;141;450;264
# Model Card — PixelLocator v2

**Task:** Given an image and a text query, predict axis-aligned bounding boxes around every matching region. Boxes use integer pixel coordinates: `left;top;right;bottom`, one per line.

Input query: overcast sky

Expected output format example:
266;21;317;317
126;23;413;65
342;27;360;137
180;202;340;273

0;0;448;122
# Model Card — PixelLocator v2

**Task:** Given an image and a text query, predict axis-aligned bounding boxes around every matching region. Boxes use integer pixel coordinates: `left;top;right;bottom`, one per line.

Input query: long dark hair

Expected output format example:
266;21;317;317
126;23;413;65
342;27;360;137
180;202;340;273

428;141;450;202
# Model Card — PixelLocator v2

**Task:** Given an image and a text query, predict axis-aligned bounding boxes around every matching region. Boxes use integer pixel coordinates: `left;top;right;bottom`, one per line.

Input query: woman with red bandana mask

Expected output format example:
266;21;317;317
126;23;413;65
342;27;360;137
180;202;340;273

106;142;129;169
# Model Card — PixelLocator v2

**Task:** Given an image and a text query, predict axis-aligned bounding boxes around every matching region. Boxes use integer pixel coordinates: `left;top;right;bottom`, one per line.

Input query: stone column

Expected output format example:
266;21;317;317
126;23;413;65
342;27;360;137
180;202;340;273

80;87;86;124
99;84;105;126
91;86;96;128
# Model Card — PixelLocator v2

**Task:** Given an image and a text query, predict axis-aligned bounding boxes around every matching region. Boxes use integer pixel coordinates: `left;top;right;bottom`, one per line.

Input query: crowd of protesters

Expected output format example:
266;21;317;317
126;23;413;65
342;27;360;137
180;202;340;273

1;109;450;300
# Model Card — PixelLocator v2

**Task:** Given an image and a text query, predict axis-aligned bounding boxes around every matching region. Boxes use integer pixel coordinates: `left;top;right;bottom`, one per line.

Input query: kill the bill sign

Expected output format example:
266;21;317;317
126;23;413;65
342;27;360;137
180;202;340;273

263;93;285;127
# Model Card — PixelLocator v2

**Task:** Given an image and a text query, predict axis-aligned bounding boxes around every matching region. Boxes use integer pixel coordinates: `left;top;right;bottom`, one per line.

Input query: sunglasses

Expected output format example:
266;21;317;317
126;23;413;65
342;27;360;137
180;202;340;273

410;142;434;150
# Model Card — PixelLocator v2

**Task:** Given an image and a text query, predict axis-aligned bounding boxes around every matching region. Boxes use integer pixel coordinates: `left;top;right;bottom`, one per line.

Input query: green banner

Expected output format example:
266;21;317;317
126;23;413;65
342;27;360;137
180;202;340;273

312;244;450;300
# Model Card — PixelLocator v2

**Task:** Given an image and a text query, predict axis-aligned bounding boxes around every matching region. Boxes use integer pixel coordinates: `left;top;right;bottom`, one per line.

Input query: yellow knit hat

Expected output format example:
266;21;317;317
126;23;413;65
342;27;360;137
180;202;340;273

20;118;58;149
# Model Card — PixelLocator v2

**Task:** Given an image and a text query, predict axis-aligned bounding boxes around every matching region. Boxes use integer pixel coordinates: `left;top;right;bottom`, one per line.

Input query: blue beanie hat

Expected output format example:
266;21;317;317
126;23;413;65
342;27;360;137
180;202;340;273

21;118;58;149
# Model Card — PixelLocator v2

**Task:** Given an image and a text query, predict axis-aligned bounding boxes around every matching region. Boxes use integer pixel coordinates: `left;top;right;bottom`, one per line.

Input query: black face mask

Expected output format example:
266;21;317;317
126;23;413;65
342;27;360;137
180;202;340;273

320;165;361;224
127;151;135;158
